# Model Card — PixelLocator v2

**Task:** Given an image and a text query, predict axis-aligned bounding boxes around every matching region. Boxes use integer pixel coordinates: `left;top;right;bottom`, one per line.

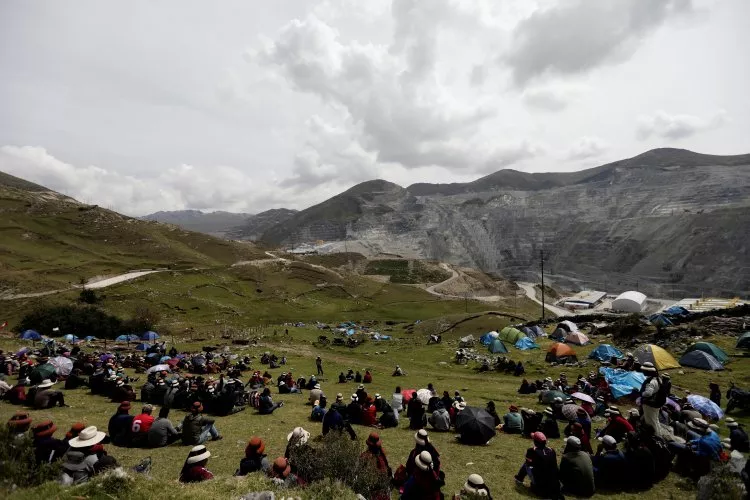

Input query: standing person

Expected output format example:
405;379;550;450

179;445;214;483
559;436;595;497
148;406;181;448
316;356;323;376
236;437;271;475
181;402;222;445
514;432;560;499
709;382;721;408
639;362;666;436
391;386;404;422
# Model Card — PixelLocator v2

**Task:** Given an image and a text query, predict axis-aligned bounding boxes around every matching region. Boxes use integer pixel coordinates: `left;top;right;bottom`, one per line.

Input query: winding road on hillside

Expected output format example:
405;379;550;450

1;269;167;300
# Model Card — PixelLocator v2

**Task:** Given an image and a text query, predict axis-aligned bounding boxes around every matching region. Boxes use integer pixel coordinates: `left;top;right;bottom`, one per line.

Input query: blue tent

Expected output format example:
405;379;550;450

649;314;673;327
515;337;539;350
479;333;495;346
142;331;160;341
679;350;724;371
63;334;79;342
488;338;508;354
116;334;140;342
20;330;41;341
531;326;545;338
84;336;97;341
115;335;129;342
665;306;690;317
588;344;624;362
135;343;151;351
520;326;534;337
599;367;646;399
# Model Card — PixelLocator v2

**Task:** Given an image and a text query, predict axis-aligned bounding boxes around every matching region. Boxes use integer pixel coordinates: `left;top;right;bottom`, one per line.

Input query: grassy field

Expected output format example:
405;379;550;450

2;321;749;499
363;259;452;284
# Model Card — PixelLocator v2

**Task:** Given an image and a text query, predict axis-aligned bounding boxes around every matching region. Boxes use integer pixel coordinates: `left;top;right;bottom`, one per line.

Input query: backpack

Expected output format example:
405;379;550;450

249;390;261;409
644;376;668;408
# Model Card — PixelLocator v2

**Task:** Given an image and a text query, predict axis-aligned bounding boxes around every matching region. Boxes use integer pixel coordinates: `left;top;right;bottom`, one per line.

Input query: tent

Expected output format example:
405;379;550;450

557;320;578;333
679;351;724;371
498;326;526;344
545;343;577;363
737;332;750;349
142;331;160;341
84;336;97;341
612;291;647;313
599;367;646;399
456;407;496;445
488;338;508;354
565;332;590;346
665;305;690;317
633;344;680;370
649;314;673;328
520;327;534;337
20;330;42;341
63;334;79;342
588;344;623;362
531;325;546;338
685;342;729;365
459;335;475;348
115;334;140;342
550;328;567;341
135;343;151;351
515;337;539;350
479;333;495;346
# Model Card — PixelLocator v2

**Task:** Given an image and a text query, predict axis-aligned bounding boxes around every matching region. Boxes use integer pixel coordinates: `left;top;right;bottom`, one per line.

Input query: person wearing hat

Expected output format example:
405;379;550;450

361;432;392;499
592;435;625;490
708;382;721;407
284;426;312;463
406;429;441;476
315;355;323;376
428;400;451;432
32;420;66;465
484;401;501;427
623;432;656;491
6;378;29;405
7;411;33;443
639;361;666;437
33;379;67;409
560;436;595;497
401;450;444;500
58;449;94;485
722;438;747;474
455;474;492;499
179;445;214;483
330;392;348;417
236;436;271;475
726;418;750;452
502;405;524;434
322;400;357;440
406;394;426;430
541;407;560;439
310;397;328;422
148;406;181;448
355;384;368;406
671;417;720;478
347;393;363;425
519;408;540;438
182;401;222;445
63;422;87;447
515;432;560;498
267;457;304;487
308;382;323;406
69;425;117;474
108;401;134;447
599;406;634;443
363;369;373;384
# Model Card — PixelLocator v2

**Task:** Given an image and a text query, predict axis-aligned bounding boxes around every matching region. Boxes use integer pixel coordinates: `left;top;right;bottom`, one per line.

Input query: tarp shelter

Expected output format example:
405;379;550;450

612;291;647;313
546;343;577;363
649;314;673;328
499;326;526;344
50;356;73;377
665;306;690;317
679;351;724;371
565;331;590;345
515;337;539;350
20;330;41;341
142;331;160;341
550;328;567;341
633;344;680;370
539;390;567;404
488;338;508;354
736;332;750;349
63;334;79;342
479;333;495;346
135;343;151;351
557;320;578;333
599;367;646;399
588;344;623;362
685;342;729;365
459;335;476;348
456;407;496;445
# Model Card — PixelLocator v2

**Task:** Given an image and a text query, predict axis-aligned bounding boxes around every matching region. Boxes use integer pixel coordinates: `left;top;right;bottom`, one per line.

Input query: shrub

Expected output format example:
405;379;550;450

15;305;123;339
0;426;60;492
78;289;99;304
696;465;746;500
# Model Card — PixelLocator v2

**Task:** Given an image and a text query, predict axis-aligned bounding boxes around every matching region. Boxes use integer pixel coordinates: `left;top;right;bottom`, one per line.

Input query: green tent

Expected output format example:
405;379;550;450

685;342;730;365
737;332;750;349
488;338;508;354
499;326;526;344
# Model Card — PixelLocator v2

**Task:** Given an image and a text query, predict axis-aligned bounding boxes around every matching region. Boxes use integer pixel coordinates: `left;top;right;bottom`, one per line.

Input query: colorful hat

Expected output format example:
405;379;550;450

272;457;291;478
119;401;132;411
531;431;547;443
7;411;32;429
32;420;57;438
366;432;382;448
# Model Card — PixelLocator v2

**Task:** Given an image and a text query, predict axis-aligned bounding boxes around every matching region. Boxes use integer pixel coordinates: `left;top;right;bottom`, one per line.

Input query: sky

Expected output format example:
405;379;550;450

0;0;748;216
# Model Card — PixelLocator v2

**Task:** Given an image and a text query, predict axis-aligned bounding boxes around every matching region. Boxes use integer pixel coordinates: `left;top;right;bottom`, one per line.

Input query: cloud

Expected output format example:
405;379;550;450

505;0;693;86
636;109;727;140
522;84;589;112
564;136;608;160
0;146;295;216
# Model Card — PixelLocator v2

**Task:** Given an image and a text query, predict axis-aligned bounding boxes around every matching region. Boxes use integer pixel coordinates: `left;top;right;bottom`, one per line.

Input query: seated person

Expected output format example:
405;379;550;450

502;405;524;434
428;402;451;431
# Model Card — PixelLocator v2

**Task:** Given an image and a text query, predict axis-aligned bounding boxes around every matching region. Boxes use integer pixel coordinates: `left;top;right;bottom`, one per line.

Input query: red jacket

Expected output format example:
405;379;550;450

602;415;634;442
362;404;377;426
132;413;155;433
179;465;213;483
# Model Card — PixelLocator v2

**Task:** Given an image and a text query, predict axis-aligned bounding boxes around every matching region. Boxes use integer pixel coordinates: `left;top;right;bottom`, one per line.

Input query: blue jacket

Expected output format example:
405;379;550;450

691;431;721;459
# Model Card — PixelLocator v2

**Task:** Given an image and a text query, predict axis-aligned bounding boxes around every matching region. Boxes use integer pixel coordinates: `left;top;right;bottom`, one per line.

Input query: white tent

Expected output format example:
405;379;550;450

487;331;499;338
612;291;647;313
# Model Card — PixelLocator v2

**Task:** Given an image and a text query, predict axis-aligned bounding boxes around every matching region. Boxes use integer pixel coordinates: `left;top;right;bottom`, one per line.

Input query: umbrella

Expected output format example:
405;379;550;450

571;392;595;404
664;398;681;412
416;388;433;405
687;394;724;421
146;364;171;374
160;356;171;363
562;403;586;421
100;354;114;362
142;331;160;341
456;407;496;445
538;390;567;404
49;356;74;377
192;355;207;367
401;389;416;404
16;347;30;357
29;363;56;385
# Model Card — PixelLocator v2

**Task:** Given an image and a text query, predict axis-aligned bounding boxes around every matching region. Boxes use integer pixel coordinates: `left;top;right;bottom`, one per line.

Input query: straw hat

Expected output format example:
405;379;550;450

286;427;310;445
453;401;467;411
185;445;211;464
272;457;291;478
628;408;640;417
37;379;56;389
598;435;617;446
336;393;343;401
314;383;321;390
191;401;204;413
722;438;732;450
415;450;433;471
641;362;657;373
351;394;358;401
415;429;429;446
245;436;265;456
68;426;106;448
688;418;710;433
463;474;487;495
566;436;581;449
544;407;554;416
726;418;739;428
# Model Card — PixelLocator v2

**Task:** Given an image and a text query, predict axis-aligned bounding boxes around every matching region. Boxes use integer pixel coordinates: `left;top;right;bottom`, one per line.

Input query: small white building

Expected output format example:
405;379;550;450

612;291;647;313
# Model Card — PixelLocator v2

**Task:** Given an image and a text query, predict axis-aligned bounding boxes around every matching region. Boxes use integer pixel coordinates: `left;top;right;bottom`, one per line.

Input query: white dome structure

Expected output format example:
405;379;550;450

612;291;647;313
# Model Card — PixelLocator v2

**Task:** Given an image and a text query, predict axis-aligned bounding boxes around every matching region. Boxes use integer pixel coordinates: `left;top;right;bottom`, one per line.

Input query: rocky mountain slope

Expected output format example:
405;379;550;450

143;210;253;237
260;149;750;297
227;208;298;241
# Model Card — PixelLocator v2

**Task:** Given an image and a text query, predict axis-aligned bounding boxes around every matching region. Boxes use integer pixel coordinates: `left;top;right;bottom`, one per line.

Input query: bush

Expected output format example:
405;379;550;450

696;465;746;500
78;289;99;304
0;426;60;492
15;305;124;339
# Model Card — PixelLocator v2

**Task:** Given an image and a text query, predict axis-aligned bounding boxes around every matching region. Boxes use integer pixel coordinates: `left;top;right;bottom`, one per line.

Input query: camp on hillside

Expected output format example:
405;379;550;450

63;334;79;342
649;313;673;328
685;342;729;365
633;344;680;370
142;331;160;341
679;350;724;371
498;326;525;344
20;329;42;341
479;331;498;345
488;338;508;354
545;342;577;363
550;328;567;341
515;337;539;350
588;344;623;362
564;331;590;346
737;332;750;349
556;320;578;333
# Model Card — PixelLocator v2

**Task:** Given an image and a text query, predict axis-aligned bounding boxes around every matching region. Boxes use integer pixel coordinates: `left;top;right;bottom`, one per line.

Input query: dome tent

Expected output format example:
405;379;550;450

515;337;539;350
736;332;750;349
565;331;590;346
545;343;577;363
556;320;578;333
678;351;724;371
633;344;680;370
488;338;508;354
685;342;729;365
588;344;623;362
498;326;526;344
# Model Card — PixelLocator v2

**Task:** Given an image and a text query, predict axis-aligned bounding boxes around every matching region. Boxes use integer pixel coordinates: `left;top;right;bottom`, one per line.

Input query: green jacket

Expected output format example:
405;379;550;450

181;413;214;445
560;450;595;497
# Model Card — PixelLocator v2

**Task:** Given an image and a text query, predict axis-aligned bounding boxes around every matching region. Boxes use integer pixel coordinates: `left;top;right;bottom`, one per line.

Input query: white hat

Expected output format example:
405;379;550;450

626;352;633;357
463;474;486;495
726;418;739;428
286;427;310;445
415;450;433;471
186;445;211;464
544;407;554;416
116;380;124;387
351;394;358;401
415;429;429;446
628;408;640;417
598;435;617;446
641;362;657;373
722;438;732;450
688;418;710;432
553;397;563;403
314;383;321;390
453;401;467;411
566;436;581;448
357;384;365;390
709;424;719;432
68;426;106;448
38;379;56;389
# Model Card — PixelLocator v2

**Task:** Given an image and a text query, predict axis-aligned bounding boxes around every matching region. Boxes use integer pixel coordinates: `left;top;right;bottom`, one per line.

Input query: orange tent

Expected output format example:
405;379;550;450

546;342;577;363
